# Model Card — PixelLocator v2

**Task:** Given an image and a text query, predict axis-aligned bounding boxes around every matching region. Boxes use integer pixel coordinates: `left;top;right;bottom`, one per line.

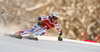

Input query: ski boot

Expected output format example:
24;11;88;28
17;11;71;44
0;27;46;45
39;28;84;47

15;32;22;39
30;33;38;41
34;37;38;41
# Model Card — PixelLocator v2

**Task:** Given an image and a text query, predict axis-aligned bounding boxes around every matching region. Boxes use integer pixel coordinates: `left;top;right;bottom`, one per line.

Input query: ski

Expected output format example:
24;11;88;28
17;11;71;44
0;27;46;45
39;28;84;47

24;36;38;41
4;33;38;41
4;33;22;39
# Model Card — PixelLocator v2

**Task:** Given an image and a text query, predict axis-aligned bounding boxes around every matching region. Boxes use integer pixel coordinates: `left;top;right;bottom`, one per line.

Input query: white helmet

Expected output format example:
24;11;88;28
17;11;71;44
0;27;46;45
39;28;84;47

51;12;59;19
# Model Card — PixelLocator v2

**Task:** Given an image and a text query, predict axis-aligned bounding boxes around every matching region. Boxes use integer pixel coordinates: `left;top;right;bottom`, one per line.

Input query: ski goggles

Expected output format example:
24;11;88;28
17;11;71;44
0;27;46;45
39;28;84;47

52;16;58;20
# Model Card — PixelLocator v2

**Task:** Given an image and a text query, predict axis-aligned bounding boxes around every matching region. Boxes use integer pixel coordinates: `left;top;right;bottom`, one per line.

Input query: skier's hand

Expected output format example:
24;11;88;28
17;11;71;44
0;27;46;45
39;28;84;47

38;21;42;27
58;35;63;41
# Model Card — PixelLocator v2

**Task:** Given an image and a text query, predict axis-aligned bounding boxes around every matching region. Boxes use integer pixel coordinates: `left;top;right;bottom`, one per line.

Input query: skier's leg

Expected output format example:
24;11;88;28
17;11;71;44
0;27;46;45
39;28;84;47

31;27;47;37
15;24;39;37
40;28;47;36
28;24;41;38
15;30;29;36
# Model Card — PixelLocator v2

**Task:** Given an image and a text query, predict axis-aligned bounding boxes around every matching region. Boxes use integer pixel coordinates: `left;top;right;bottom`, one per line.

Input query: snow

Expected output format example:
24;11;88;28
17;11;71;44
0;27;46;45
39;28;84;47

0;29;100;52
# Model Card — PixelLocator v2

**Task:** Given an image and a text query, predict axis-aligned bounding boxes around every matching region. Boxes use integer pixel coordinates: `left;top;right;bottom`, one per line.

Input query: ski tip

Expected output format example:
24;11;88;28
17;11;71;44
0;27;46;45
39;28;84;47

19;36;22;39
35;37;38;41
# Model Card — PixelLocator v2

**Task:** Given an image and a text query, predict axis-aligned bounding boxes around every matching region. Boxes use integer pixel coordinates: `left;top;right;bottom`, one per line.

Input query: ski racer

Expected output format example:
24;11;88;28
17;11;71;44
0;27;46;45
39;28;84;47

15;12;63;41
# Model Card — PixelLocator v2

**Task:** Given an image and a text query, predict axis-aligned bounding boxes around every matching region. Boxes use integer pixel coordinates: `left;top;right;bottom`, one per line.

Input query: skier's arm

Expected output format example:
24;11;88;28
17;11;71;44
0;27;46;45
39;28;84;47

55;23;63;41
59;30;62;37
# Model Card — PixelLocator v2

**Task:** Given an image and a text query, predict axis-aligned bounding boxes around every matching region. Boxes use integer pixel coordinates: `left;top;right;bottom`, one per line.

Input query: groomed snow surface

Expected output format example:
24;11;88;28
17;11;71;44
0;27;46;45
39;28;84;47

0;29;100;52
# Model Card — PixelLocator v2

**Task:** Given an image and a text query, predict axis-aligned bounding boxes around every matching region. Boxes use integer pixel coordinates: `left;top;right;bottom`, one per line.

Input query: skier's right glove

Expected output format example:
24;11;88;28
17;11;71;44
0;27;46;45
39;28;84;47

58;30;63;41
38;20;42;27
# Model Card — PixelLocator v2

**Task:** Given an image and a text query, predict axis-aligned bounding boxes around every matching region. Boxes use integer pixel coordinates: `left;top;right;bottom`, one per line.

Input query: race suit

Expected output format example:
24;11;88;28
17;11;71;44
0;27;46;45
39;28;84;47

17;16;62;37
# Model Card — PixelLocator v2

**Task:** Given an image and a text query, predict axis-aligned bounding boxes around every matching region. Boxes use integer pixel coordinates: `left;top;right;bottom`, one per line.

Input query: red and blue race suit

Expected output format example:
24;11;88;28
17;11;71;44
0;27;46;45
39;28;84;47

17;16;62;37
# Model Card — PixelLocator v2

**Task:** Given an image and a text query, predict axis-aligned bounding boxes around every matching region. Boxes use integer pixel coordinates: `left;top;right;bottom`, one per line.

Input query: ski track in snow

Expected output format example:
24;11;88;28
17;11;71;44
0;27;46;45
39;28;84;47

0;29;100;52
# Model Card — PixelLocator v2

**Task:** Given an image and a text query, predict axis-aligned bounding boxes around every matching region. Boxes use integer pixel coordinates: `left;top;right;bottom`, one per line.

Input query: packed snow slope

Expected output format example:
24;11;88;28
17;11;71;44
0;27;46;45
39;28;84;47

0;29;100;52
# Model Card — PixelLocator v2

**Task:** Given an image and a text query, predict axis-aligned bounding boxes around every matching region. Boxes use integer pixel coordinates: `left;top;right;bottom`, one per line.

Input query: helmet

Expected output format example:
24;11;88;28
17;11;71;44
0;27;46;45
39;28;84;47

50;12;59;19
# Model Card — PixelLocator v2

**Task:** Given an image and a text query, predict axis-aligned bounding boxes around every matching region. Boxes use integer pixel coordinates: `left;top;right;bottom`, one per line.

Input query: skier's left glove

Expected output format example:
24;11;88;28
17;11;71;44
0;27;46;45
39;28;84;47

38;21;42;27
38;17;42;27
58;35;63;41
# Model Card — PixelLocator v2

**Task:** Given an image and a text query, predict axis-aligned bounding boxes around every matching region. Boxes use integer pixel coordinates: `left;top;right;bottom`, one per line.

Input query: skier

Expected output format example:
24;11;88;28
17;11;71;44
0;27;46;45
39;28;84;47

15;12;63;41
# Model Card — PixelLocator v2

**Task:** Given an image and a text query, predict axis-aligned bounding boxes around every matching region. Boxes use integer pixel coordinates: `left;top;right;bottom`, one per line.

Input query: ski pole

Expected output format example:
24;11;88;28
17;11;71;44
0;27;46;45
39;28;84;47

0;11;36;23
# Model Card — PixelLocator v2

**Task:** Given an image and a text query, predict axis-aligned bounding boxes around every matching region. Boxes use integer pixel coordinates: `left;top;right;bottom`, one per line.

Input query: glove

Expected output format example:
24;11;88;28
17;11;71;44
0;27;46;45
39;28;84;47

38;21;42;27
58;35;63;41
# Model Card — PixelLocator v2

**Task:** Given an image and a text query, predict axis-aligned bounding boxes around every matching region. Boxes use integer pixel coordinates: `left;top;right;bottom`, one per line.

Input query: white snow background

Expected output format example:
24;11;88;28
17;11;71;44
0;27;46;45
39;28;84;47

0;28;100;52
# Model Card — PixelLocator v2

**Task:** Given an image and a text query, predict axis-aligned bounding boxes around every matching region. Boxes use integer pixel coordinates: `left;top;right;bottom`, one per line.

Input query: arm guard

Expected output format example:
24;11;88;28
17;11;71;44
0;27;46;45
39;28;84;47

59;30;62;36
